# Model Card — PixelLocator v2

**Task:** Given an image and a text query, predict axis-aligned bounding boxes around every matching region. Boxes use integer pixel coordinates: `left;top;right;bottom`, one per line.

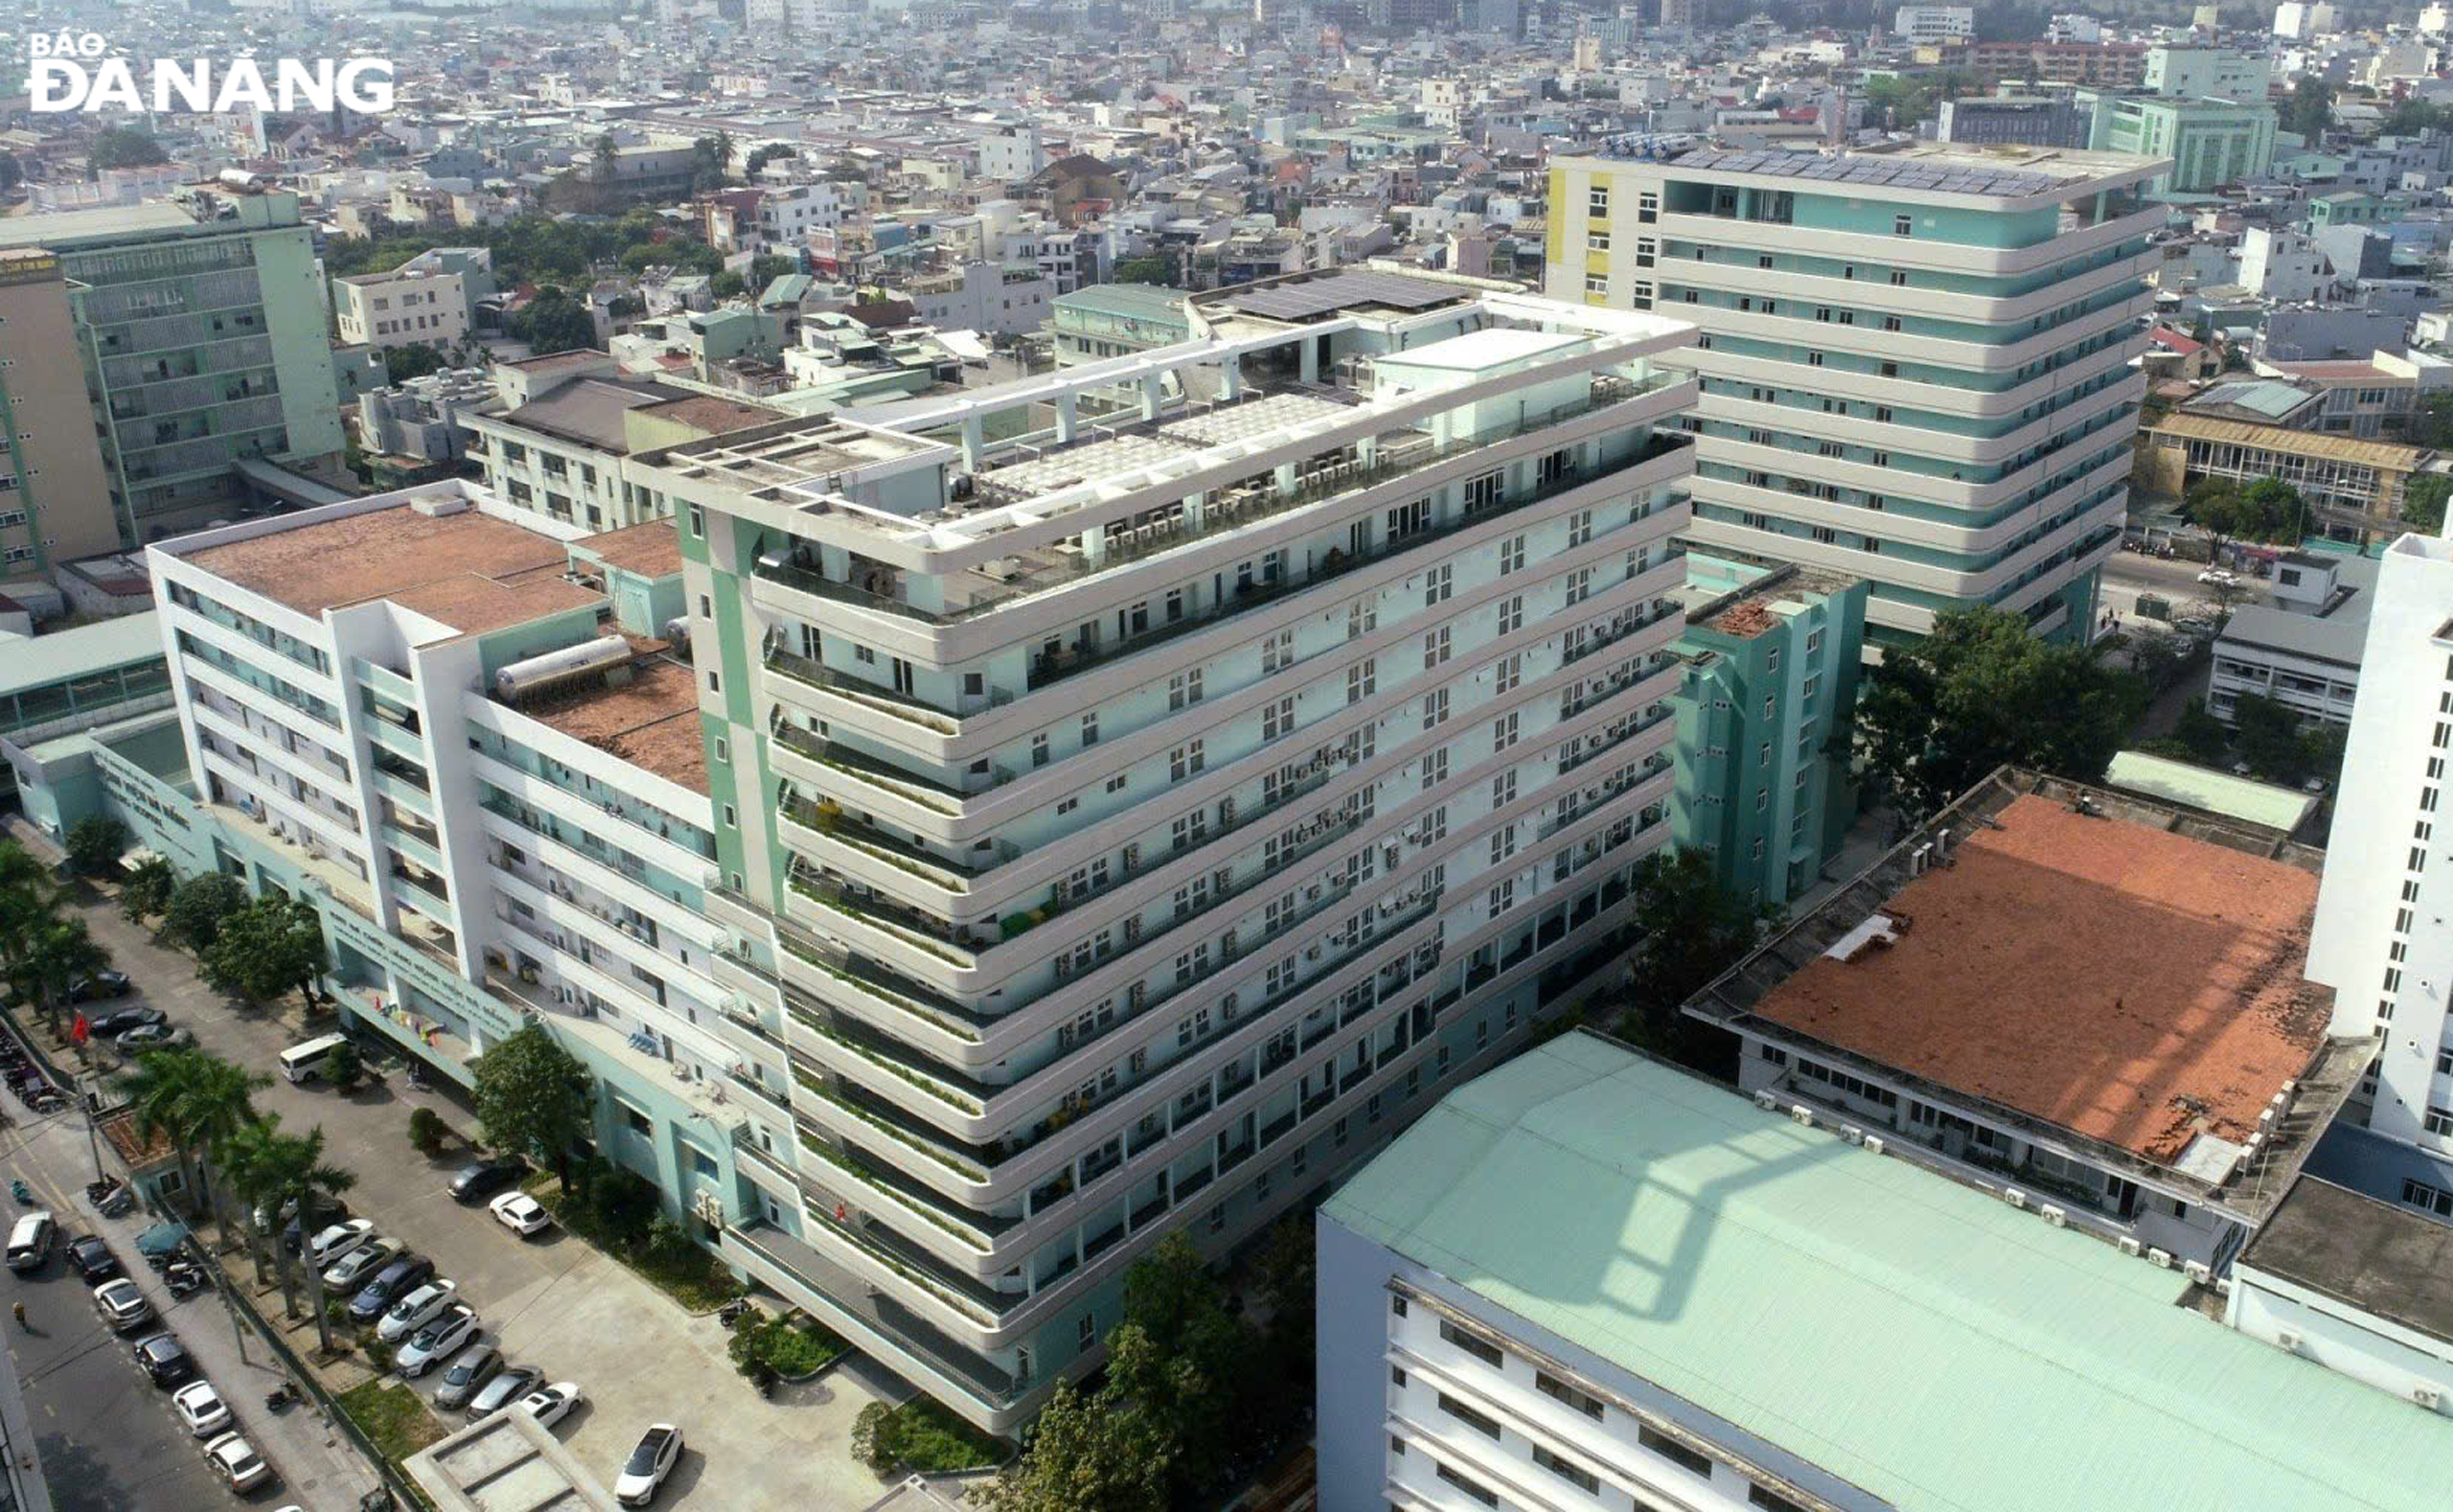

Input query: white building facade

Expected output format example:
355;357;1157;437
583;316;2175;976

641;274;1700;1430
332;268;472;352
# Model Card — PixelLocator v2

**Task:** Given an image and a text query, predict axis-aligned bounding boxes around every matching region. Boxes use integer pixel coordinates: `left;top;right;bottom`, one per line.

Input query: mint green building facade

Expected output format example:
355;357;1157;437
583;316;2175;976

2084;94;2279;194
2;190;345;546
1671;557;1867;909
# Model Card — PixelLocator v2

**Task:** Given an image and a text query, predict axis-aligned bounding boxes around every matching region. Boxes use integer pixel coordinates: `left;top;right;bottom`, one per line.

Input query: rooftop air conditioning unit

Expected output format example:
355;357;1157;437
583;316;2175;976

2185;1261;2212;1286
2119;1236;2144;1257
2276;1328;2303;1353
2147;1248;2174;1270
2004;1189;2028;1210
2041;1205;2067;1227
1789;1105;1814;1126
2415;1386;2442;1411
1752;1089;1778;1111
1841;1126;1864;1145
1862;1136;1884;1156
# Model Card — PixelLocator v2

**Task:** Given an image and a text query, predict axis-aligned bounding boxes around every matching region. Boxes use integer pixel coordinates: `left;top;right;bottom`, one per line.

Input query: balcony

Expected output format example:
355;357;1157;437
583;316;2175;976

782;792;983;895
775;932;991;1044
773;721;970;817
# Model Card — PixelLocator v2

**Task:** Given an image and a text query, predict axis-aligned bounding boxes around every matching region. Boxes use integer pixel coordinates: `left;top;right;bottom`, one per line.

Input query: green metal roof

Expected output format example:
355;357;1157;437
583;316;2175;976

0;203;199;251
0;613;165;699
1322;1034;2453;1512
2105;751;2320;834
1053;284;1191;325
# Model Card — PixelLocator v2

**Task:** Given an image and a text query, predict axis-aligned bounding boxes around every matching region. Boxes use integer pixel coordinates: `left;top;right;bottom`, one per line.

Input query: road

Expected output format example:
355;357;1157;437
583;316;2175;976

2099;549;2268;625
0;1076;380;1510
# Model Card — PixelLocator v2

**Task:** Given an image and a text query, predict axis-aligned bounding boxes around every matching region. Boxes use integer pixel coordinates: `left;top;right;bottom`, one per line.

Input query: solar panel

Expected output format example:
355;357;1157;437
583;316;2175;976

1222;269;1463;321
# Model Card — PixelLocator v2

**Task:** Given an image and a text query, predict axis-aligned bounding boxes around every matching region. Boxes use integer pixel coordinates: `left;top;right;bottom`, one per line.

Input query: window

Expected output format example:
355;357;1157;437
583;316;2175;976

1893;214;1914;237
1494;653;1522;693
1348;658;1376;704
1347;598;1377;639
1492;712;1519;753
722;804;738;827
1262;630;1294;675
1078;1316;1096;1353
1584;274;1610;297
2427;1106;2453;1135
1264;697;1295;741
687;505;704;537
1640;1425;1712;1477
1500;535;1525;575
1751;1488;1808;1512
1589;185;1609;218
1421;748;1448;790
1081;712;1099;745
1421;689;1449;730
1438;1319;1503;1368
1425;564;1453;606
1439;1393;1502;1439
1435;1463;1500;1508
1588;230;1611;253
1567;508;1592;547
1497;595;1523;635
1169;669;1204;708
1463;470;1503;516
1537;1371;1606;1419
1171;741;1204;781
1534;1445;1600;1495
1492;769;1517;807
1424;627;1451;669
2405;1179;2453;1217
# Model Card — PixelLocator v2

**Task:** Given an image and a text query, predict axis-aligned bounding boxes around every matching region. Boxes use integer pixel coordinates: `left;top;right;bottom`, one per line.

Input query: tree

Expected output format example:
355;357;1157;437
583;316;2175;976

510;290;597;355
2230;691;2342;785
2286;77;2336;138
747;253;795;287
2405;471;2453;533
89;127;169;171
976;1378;1172;1512
0;153;20;194
743;144;797;178
2174;697;2231;766
710;270;746;300
407;1107;447;1156
1112;257;1175;286
383;343;447;385
233;1119;356;1353
164;873;246;952
1857;605;2145;820
470;1024;592;1190
199;897;326;1011
323;1040;364;1092
0;843;60;1011
64;814;127;876
1618;849;1776;1054
2412;393;2453;451
2241;475;2309;545
18;916;106;1037
592;133;619;183
1112;1233;1246;1500
120;855;175;928
119;1049;266;1239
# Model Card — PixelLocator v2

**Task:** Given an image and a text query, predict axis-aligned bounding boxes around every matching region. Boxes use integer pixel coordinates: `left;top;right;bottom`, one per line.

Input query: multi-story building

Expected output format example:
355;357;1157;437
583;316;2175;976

0;248;120;574
2142;43;2276;102
141;483;768;1237
759;181;868;247
332;266;472;353
1316;1030;2453;1512
0;188;346;548
1050;286;1193;370
2138;414;2429;541
632;268;1698;1429
2309;521;2453;1202
977;124;1046;186
1893;4;1974;40
1547;143;2164;651
1670;556;1865;910
891;263;1056;338
2084;94;2279;193
355;367;501;488
1934;95;2094;149
2209;550;2374;727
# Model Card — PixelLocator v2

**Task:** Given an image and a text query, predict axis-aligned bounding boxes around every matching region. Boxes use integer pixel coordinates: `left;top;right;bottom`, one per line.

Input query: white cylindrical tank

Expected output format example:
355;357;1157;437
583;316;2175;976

493;636;630;701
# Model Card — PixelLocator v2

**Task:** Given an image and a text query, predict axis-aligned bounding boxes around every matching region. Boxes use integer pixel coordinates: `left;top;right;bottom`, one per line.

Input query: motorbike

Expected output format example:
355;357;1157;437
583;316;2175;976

164;1262;205;1299
8;1180;29;1206
264;1381;299;1411
717;1298;752;1329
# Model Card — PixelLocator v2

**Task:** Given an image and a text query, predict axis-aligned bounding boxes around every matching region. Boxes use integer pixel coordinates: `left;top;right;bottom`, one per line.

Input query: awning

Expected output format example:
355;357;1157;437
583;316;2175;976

116;848;164;875
134;1222;188;1257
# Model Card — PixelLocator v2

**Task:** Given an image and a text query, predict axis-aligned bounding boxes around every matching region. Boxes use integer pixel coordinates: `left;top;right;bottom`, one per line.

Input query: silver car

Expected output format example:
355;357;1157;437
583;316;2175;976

433;1343;502;1410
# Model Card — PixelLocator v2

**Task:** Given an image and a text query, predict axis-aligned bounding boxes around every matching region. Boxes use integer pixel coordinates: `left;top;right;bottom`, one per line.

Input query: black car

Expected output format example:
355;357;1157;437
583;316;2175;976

85;1005;156;1038
66;1234;119;1282
448;1159;524;1203
133;1332;193;1387
347;1254;435;1324
69;972;131;1002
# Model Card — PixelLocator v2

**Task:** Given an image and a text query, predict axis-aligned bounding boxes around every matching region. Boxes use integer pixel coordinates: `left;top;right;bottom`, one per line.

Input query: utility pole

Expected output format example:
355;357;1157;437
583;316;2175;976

78;1069;103;1185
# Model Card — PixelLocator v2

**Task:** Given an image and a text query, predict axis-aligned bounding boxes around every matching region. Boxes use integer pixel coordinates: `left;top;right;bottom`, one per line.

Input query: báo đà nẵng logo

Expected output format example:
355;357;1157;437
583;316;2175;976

27;33;395;114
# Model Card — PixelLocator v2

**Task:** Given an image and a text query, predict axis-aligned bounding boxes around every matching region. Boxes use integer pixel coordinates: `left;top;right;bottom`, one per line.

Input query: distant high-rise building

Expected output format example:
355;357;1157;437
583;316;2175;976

0;248;120;574
1657;0;1691;30
1547;143;2166;652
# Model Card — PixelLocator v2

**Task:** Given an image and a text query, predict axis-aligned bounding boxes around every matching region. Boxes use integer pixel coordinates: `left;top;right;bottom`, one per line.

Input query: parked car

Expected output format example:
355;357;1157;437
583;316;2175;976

464;1363;539;1420
204;1431;272;1492
2197;567;2240;587
133;1332;194;1387
93;1278;153;1333
302;1218;372;1267
66;1234;120;1282
433;1343;503;1410
321;1236;401;1292
116;1023;193;1052
69;972;131;1002
101;1008;166;1041
448;1159;525;1203
489;1191;552;1237
614;1424;682;1507
516;1380;583;1431
396;1307;479;1377
85;1005;156;1038
348;1254;435;1324
378;1281;459;1344
172;1380;232;1437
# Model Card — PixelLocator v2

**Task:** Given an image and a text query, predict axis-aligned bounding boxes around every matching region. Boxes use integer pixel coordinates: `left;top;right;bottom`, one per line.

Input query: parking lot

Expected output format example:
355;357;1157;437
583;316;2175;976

59;888;913;1510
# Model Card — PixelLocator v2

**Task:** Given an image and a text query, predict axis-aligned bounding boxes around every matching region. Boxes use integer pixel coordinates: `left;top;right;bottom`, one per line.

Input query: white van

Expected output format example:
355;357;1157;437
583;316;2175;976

278;1033;351;1085
7;1211;55;1271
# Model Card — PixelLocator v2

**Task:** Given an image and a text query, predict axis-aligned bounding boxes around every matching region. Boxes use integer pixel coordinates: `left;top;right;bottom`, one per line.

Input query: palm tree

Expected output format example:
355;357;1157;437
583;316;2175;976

187;1057;270;1241
219;1118;291;1299
592;132;618;183
119;1049;204;1217
249;1124;356;1356
24;916;108;1038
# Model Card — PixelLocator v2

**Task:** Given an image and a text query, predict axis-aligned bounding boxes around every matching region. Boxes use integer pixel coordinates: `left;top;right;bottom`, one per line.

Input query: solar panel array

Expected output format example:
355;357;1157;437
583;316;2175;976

1670;149;2065;199
1221;269;1466;321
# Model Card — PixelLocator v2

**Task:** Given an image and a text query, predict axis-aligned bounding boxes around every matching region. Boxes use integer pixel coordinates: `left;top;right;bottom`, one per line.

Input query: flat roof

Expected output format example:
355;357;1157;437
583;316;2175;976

1668;140;2162;195
0;202;198;250
2103;751;2320;834
181;505;599;636
1324;1034;2453;1512
523;655;708;795
1213;267;1470;322
2241;1176;2453;1346
1704;784;2337;1171
1055;283;1193;323
575;517;685;579
2217;549;2380;669
501;378;699;454
0;612;164;699
1377;327;1586;373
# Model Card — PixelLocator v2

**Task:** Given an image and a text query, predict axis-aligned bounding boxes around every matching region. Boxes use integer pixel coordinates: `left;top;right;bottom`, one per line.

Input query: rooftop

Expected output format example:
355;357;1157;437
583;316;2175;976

1324;1033;2453;1512
0;612;165;699
500;378;701;454
2217;549;2380;670
0;201;200;251
573;517;685;580
2182;379;2323;424
179;501;598;637
2240;1176;2453;1347
2151;412;2431;472
2101;750;2322;836
1658;141;2168;198
522;655;709;795
1689;770;2350;1188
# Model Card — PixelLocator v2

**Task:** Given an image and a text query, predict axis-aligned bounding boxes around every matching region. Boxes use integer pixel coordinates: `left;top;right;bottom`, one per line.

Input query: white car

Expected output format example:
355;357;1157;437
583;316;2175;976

205;1430;272;1492
516;1380;584;1431
614;1423;682;1507
2197;567;2240;587
396;1306;481;1378
305;1218;372;1267
489;1191;552;1237
172;1380;232;1437
378;1279;459;1344
92;1278;152;1333
320;1236;400;1291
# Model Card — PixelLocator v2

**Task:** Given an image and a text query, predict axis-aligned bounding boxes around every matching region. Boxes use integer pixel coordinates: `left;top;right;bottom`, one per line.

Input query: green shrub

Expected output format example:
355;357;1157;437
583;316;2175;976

407;1108;447;1155
851;1401;895;1472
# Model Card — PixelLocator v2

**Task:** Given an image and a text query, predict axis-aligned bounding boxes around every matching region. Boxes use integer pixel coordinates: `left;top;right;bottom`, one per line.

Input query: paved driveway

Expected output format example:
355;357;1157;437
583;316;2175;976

62;889;909;1511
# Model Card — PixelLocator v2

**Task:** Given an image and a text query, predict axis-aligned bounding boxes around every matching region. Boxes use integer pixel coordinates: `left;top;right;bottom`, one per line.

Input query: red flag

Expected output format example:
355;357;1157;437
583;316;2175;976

70;1014;88;1046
